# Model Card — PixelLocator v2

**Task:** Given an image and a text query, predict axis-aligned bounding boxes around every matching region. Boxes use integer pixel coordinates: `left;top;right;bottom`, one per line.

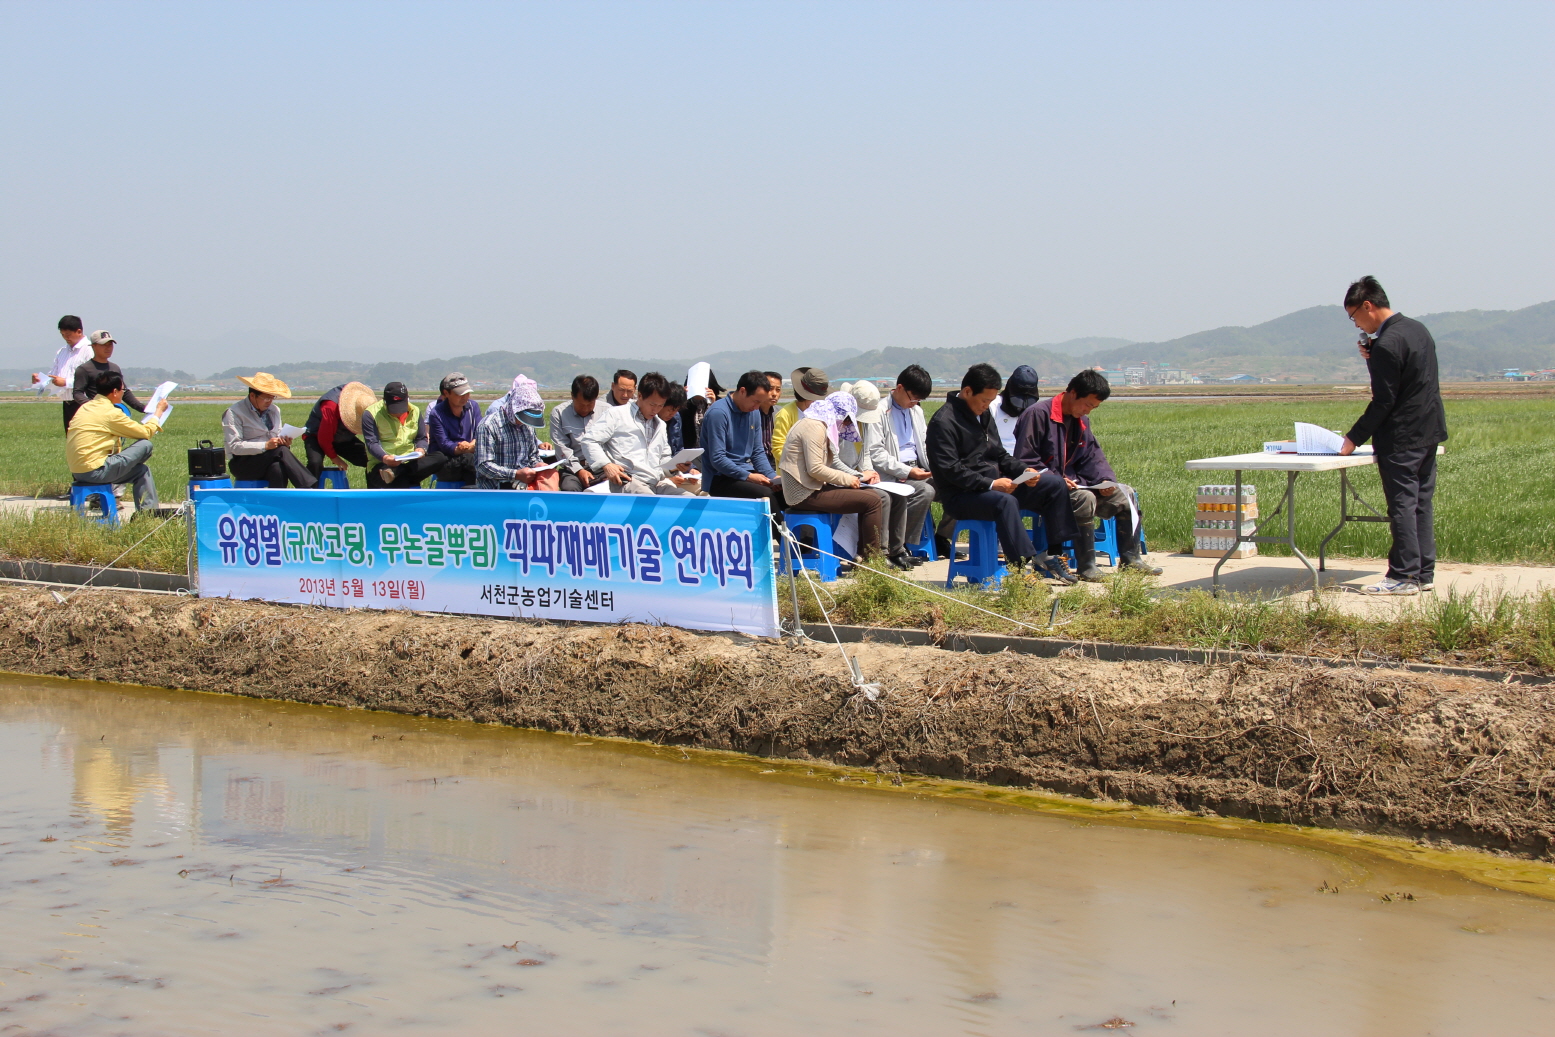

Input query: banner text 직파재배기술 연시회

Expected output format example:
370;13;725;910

193;489;780;637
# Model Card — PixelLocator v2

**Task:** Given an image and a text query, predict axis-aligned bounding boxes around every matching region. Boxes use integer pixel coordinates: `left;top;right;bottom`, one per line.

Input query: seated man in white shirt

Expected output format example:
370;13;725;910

579;371;701;496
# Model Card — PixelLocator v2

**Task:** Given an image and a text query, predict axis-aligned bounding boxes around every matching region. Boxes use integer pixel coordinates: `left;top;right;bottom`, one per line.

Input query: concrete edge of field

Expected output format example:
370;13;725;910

3;584;1555;863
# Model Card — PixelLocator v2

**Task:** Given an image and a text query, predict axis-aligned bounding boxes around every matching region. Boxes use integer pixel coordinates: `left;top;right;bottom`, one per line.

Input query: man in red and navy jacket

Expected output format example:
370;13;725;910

1014;369;1160;581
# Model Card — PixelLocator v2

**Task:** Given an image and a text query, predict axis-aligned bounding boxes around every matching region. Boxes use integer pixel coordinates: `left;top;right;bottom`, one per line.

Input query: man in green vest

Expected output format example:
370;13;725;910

361;381;449;488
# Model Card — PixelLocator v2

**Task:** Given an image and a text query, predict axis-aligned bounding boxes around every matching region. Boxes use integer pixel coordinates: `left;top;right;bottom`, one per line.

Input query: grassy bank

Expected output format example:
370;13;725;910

4;395;1552;563
781;566;1555;674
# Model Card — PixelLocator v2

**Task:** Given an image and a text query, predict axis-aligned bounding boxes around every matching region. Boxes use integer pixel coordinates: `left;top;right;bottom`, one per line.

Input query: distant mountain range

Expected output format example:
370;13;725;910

3;301;1550;391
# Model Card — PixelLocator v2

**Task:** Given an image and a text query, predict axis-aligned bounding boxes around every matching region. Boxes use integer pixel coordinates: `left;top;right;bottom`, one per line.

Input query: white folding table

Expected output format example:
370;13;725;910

1182;452;1391;596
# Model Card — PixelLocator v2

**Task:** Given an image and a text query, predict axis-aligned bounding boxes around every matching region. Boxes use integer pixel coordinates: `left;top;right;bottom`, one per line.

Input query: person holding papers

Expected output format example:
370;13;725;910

926;364;1078;584
36;316;92;429
549;374;601;491
475;375;558;490
426;372;482;485
67;372;168;515
1015;369;1159;581
361;381;447;488
222;373;317;488
1338;276;1449;596
779;391;883;561
849;379;934;570
580;372;701;496
701;370;781;508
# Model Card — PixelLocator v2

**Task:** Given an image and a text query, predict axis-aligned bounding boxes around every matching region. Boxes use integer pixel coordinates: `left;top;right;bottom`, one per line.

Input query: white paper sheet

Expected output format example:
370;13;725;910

584;479;613;494
1012;469;1039;486
873;480;916;496
277;423;309;438
32;374;65;397
685;362;711;400
1295;422;1373;455
833;514;859;559
389;449;425;462
668;447;704;467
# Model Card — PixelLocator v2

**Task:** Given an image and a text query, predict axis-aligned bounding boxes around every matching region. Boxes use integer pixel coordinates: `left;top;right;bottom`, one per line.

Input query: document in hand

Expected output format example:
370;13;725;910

1294;422;1373;455
1012;469;1039;486
277;423;309;438
584;480;613;494
33;374;64;397
668;447;704;467
389;449;425;462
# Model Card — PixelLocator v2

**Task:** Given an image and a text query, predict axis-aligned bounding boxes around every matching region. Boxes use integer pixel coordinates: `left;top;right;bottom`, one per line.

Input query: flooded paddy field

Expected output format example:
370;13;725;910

4;677;1555;1035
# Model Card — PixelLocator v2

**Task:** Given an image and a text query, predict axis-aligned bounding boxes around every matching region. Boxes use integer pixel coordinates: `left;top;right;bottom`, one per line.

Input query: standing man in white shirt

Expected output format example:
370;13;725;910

580;372;701;495
34;315;92;430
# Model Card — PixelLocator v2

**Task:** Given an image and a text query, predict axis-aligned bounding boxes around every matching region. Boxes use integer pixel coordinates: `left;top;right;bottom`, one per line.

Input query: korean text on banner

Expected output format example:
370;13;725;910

193;489;780;637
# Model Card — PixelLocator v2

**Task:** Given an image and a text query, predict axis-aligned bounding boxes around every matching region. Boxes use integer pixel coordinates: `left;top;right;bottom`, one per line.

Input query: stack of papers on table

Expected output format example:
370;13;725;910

1294;422;1373;455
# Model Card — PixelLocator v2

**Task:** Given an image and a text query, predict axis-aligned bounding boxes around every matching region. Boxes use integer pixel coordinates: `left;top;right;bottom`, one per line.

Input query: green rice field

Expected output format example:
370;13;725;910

1;394;1551;565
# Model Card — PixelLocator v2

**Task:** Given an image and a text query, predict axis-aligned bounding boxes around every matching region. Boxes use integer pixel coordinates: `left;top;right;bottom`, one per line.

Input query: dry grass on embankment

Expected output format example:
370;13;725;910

4;585;1554;860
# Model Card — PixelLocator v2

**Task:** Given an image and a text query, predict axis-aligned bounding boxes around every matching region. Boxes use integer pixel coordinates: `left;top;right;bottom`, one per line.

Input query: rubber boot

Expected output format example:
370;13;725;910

1073;537;1105;583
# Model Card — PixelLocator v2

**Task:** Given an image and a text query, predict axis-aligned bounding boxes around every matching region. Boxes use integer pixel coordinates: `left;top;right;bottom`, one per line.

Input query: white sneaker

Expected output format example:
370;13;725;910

1361;578;1419;596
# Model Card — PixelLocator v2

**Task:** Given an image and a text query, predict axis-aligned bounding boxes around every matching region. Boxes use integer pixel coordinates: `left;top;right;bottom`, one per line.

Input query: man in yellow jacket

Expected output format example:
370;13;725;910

66;371;168;514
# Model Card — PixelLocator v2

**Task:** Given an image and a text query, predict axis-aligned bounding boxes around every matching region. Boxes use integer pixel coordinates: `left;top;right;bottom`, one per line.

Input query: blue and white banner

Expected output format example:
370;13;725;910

193;489;780;637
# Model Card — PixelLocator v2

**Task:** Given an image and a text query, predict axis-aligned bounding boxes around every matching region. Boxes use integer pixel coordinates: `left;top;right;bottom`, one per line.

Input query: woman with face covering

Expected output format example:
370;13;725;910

991;365;1041;454
778;389;883;560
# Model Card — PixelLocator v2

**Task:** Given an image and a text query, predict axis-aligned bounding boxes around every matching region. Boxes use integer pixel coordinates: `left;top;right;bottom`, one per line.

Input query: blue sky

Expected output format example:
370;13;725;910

2;0;1551;371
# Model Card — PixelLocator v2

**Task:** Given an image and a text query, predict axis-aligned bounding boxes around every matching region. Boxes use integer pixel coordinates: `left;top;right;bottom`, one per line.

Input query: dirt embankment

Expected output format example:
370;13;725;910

4;586;1554;859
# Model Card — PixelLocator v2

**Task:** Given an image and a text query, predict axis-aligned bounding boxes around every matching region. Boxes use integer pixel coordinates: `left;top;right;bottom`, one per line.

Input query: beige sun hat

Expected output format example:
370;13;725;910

844;379;882;423
337;381;377;436
237;372;292;398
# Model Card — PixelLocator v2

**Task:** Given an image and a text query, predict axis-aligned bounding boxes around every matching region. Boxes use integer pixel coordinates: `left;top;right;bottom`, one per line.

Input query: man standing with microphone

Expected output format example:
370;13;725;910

1338;276;1448;596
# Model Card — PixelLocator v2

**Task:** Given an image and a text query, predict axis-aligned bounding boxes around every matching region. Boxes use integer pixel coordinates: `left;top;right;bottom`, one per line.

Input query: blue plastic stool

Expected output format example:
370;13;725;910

188;477;232;493
905;510;938;561
315;468;348;489
69;484;119;526
782;513;842;582
1019;510;1049;554
945;520;1006;588
234;480;269;488
433;478;466;489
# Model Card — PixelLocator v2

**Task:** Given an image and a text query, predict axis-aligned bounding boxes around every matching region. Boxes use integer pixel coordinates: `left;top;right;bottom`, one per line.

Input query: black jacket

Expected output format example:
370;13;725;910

1345;314;1448;453
926;393;1023;495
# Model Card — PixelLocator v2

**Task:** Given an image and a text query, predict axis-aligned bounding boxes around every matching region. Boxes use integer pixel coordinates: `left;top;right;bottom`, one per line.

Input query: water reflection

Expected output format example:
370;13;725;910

3;677;1554;1035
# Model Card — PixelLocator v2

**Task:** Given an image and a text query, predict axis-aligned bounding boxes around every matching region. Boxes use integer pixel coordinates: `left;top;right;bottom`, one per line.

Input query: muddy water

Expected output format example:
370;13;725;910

3;680;1554;1036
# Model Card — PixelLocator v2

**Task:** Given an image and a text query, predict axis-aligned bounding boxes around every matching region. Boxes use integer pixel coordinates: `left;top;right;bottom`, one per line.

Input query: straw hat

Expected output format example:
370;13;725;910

844;380;882;423
338;381;377;436
237;372;292;398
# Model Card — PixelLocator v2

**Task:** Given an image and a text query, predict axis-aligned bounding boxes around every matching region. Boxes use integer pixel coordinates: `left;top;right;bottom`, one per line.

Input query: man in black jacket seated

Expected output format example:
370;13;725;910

926;363;1079;584
1338;276;1449;596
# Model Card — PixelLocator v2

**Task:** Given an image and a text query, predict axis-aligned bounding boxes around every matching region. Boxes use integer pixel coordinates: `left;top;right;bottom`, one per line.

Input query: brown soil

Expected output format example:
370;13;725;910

4;586;1554;859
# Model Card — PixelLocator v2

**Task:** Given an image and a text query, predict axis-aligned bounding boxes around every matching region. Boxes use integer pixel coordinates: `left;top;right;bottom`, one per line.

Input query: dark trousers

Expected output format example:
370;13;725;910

437;453;478;483
229;448;318;488
788;486;883;556
63;400;82;430
368;451;448;488
1377;445;1437;584
711;474;782;510
1070;484;1142;561
941;473;1078;563
304;433;370;477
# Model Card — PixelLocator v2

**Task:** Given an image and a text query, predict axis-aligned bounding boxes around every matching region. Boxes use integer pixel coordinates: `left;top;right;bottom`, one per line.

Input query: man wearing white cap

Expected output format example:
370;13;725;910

71;332;149;417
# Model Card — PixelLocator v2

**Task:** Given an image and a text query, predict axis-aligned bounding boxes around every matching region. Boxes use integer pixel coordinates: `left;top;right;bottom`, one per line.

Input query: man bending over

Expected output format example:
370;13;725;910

926;363;1078;584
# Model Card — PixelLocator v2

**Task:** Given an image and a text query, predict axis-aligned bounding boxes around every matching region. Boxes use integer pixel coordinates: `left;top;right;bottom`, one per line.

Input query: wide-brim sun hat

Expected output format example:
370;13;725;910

338;381;377;436
792;367;830;401
237;372;293;398
844;380;882;423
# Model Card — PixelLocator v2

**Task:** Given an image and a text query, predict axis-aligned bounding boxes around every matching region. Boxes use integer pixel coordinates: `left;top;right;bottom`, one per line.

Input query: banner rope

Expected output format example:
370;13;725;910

52;501;192;604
